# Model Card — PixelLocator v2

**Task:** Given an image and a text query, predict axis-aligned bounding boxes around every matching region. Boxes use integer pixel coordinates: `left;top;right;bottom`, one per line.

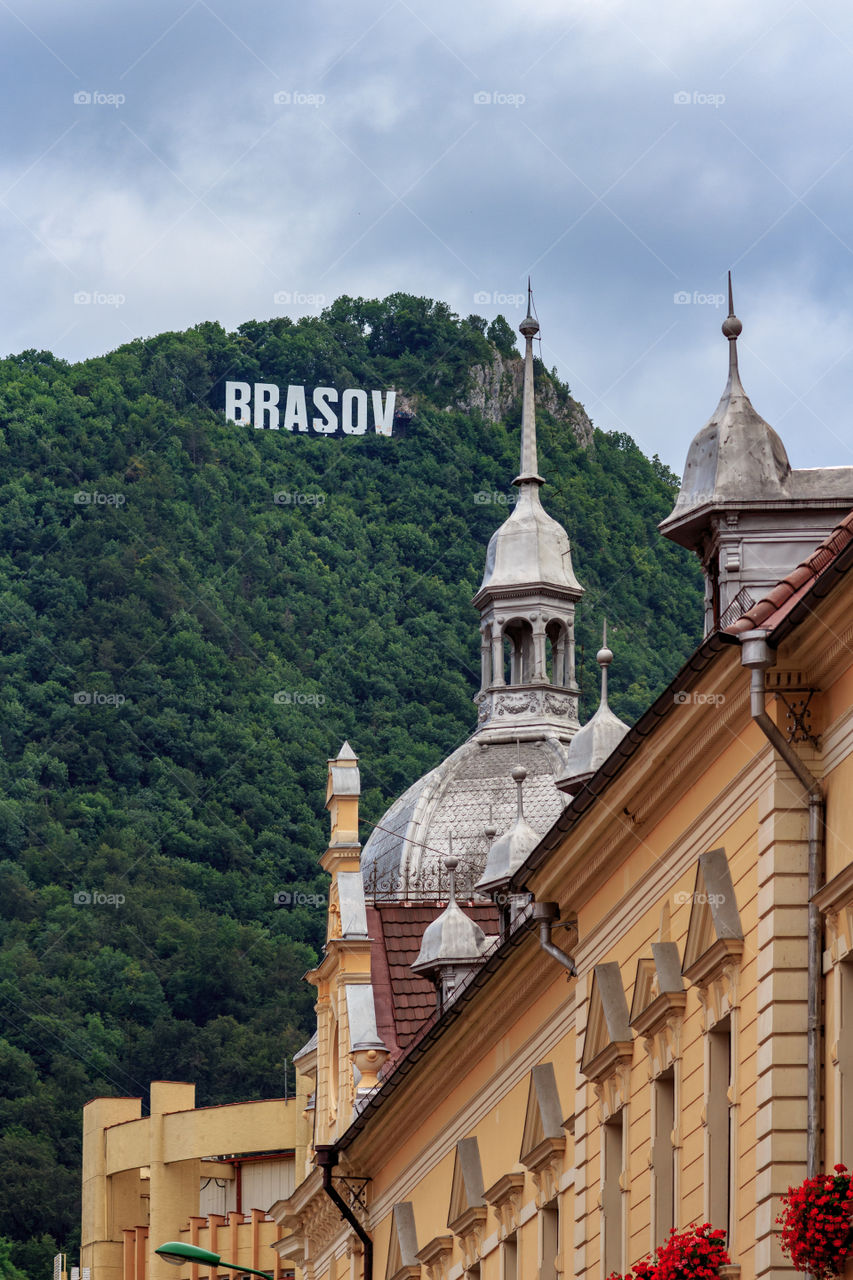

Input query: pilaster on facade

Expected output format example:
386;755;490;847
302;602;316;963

753;767;812;1280
630;943;686;1246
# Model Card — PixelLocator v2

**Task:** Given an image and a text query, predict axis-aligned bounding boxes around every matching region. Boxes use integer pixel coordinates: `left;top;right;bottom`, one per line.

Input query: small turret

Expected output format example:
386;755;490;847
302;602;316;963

556;622;630;794
412;848;488;1010
660;274;853;633
474;765;542;896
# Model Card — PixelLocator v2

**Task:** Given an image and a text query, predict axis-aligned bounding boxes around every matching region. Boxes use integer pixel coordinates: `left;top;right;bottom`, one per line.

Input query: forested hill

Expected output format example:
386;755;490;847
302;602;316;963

0;294;702;1277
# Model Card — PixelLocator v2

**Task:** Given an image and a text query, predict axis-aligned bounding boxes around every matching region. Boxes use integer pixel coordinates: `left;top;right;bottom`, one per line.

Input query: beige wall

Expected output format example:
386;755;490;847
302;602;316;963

83;1082;311;1280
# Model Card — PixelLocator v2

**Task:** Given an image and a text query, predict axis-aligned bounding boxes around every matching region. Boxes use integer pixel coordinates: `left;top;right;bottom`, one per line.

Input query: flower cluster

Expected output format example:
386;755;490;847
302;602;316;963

778;1164;853;1280
607;1223;729;1280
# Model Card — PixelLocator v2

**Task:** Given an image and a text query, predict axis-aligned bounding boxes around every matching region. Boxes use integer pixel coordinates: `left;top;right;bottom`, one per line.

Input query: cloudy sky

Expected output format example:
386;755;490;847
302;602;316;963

2;0;853;471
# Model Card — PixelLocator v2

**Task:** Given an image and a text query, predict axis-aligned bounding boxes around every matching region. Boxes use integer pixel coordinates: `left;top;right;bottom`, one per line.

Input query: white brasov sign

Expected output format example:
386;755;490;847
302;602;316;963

225;382;397;436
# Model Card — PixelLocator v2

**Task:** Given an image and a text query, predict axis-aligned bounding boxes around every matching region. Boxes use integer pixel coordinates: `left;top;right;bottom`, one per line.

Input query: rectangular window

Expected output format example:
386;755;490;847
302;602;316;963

603;1112;625;1278
708;1015;732;1239
653;1068;675;1244
540;1199;559;1280
502;1234;518;1280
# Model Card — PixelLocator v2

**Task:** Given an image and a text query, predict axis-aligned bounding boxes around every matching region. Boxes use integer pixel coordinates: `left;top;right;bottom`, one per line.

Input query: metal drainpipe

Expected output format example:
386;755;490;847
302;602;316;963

739;630;824;1180
531;901;577;975
314;1145;372;1280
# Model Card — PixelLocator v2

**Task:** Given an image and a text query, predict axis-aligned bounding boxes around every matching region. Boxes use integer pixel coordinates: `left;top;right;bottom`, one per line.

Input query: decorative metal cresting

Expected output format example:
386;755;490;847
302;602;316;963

362;849;489;903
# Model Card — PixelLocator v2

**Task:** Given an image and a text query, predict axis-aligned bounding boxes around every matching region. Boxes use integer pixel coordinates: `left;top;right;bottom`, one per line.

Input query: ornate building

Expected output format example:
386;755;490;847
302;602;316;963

271;289;853;1280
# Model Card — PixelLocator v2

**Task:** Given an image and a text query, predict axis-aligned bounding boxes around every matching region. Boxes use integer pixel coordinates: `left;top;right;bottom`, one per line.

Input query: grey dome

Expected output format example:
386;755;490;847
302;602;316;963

476;486;582;600
361;737;569;898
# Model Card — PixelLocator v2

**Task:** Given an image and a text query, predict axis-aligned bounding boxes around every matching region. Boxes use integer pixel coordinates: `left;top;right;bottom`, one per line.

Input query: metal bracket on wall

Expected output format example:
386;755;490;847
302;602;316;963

779;690;820;749
335;1175;371;1215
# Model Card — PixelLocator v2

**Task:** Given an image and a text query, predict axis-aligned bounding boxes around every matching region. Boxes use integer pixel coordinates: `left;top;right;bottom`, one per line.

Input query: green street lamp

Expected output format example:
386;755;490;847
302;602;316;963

155;1242;272;1280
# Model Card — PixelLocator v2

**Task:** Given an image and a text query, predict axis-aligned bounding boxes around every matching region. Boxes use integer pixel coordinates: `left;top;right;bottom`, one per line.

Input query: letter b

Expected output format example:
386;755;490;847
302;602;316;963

225;381;252;424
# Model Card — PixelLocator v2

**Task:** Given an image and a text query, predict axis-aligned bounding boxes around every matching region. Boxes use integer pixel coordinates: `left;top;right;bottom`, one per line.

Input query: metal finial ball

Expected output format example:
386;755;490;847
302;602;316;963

484;824;497;840
722;314;742;340
597;645;613;667
511;764;528;783
445;855;459;871
519;314;539;338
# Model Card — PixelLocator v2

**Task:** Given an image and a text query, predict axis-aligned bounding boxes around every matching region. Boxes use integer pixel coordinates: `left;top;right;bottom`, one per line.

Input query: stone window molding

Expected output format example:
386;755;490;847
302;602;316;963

414;1236;454;1280
681;848;744;1031
519;1064;567;1207
385;1202;421;1280
630;943;687;1079
447;1138;488;1270
816;862;853;963
580;963;634;1122
483;1173;525;1242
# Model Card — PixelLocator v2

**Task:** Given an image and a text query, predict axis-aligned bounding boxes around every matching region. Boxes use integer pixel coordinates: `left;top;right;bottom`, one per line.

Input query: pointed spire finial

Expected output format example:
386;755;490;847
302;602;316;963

445;839;459;903
721;270;743;383
596;620;613;709
515;280;544;488
511;764;528;822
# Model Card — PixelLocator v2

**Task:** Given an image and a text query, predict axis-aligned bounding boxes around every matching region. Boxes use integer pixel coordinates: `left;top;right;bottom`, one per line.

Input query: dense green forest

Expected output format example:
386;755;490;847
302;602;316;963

0;294;702;1277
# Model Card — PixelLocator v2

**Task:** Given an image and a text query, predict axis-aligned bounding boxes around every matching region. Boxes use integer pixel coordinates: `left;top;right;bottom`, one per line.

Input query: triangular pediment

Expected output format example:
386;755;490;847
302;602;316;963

682;848;744;982
580;963;633;1081
385;1203;420;1280
519;1063;564;1163
447;1137;485;1229
629;958;657;1023
630;943;684;1024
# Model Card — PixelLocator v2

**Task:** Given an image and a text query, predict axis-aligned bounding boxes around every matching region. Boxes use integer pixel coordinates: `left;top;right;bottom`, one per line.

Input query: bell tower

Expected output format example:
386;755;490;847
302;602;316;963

473;285;583;741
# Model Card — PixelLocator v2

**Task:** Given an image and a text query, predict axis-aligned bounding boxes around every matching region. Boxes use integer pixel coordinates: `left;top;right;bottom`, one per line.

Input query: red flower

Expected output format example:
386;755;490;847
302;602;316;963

778;1167;853;1280
607;1223;730;1280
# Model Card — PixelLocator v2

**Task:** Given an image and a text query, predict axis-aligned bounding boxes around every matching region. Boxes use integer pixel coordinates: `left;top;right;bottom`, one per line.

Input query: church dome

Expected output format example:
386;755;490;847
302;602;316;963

360;736;569;897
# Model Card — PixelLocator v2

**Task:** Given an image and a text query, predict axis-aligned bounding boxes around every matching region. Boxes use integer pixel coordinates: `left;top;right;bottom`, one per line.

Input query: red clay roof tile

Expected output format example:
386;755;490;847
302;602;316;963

727;508;853;635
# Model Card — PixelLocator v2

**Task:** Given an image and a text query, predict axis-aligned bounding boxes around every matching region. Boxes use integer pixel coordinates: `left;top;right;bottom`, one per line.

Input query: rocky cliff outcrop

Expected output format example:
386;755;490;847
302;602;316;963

457;350;593;447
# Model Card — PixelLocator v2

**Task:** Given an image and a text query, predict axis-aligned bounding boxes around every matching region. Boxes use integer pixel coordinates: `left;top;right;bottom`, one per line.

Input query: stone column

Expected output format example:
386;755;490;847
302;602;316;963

491;624;505;687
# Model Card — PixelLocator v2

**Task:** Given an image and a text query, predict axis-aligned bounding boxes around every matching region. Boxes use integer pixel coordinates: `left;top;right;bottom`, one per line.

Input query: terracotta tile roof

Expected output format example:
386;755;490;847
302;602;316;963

726;508;853;635
366;901;500;1068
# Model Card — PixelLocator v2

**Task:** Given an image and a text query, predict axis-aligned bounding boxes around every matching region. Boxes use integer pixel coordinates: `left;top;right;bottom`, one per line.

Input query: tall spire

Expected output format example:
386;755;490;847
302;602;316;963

516;279;545;487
